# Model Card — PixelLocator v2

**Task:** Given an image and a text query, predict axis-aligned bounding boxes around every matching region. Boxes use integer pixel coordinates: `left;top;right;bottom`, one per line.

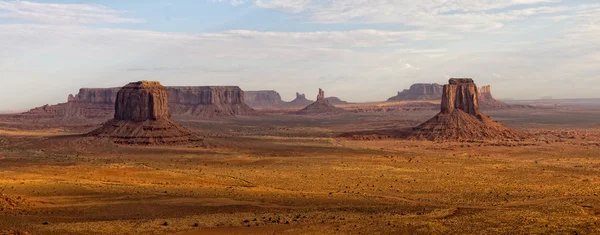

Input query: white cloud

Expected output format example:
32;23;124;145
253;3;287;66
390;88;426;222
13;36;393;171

215;0;569;31
0;0;142;24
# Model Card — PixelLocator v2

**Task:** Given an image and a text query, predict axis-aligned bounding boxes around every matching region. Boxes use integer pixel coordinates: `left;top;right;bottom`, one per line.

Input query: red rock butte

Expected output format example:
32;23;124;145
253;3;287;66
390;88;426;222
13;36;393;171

296;88;343;115
88;81;202;145
410;78;521;140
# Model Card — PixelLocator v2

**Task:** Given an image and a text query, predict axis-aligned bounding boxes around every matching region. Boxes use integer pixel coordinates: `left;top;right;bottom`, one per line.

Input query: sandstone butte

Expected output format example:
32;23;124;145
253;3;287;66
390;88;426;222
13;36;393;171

388;83;444;101
24;86;255;119
478;85;511;108
244;90;351;109
88;81;202;145
410;78;521;140
296;88;344;115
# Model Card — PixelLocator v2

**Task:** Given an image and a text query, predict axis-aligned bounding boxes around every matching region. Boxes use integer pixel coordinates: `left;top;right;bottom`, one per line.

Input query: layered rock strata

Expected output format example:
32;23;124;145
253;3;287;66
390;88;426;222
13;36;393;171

388;83;443;101
410;78;521;140
296;89;343;114
88;81;202;145
24;86;254;119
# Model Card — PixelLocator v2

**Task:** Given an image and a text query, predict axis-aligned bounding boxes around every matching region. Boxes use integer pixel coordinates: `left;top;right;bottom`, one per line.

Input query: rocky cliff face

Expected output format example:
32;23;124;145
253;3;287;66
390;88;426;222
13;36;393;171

167;86;244;105
167;86;254;117
388;83;444;101
70;88;120;104
114;81;170;121
89;81;202;145
441;78;479;115
244;90;285;109
410;78;521;140
478;85;510;108
24;86;254;119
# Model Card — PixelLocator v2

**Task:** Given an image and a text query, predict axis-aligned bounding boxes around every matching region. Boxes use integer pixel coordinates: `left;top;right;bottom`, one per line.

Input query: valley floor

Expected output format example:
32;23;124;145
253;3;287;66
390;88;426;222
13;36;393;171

0;106;600;234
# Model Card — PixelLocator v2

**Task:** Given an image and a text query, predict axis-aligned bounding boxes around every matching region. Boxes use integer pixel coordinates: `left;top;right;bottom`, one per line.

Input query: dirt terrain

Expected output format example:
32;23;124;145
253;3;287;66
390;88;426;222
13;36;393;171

1;103;600;234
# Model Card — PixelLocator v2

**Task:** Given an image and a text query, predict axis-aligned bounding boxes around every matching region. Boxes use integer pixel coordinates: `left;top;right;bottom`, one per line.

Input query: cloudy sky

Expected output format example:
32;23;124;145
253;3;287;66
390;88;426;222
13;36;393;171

0;0;599;111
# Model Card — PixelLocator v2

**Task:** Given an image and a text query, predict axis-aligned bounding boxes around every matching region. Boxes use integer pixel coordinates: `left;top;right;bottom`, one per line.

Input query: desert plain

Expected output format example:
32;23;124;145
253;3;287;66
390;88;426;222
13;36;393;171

1;100;600;234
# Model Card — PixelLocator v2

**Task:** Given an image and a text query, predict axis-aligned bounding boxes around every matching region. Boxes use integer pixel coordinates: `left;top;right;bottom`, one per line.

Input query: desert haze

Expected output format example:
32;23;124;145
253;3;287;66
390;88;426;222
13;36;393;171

1;0;600;234
0;78;599;234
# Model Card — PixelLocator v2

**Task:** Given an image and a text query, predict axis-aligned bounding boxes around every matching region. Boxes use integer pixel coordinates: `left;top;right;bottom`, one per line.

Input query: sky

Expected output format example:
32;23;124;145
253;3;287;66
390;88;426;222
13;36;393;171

0;0;599;111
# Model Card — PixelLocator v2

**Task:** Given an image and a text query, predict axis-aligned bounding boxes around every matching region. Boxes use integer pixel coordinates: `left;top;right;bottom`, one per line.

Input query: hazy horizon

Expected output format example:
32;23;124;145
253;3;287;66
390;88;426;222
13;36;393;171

1;0;599;111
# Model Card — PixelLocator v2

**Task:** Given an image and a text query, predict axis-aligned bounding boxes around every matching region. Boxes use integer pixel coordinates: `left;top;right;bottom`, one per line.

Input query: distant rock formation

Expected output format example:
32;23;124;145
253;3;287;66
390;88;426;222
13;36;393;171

244;90;285;109
167;86;255;117
296;89;344;115
410;78;521;140
287;92;314;108
324;97;351;105
388;83;443;101
478;85;511;108
88;81;202;145
245;90;352;109
24;86;255;119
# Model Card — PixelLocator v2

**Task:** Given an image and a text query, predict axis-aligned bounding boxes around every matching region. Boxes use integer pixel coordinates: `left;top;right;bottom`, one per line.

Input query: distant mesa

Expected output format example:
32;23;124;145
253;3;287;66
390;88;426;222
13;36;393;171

244;90;285;109
478;85;511;108
388;83;444;101
410;78;521;140
24;86;255;119
88;81;202;145
324;97;352;105
244;90;351;109
167;86;255;117
287;92;314;108
296;88;344;115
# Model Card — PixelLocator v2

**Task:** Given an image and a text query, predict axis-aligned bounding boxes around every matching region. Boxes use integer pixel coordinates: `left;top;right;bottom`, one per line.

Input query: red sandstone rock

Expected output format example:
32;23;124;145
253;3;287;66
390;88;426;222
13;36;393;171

324;97;351;105
88;81;202;145
24;86;255;119
296;89;344;115
114;81;170;121
286;92;314;108
478;85;511;108
244;90;285;109
388;83;443;101
167;86;255;117
410;78;521;140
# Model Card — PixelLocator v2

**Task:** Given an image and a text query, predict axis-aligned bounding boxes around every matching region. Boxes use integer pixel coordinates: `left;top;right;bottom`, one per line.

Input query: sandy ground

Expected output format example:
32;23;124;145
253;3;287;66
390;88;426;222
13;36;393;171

0;106;600;234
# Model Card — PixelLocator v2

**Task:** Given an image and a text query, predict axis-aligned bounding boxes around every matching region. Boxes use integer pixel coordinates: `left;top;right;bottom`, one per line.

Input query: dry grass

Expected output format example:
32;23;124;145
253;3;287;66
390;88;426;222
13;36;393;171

0;107;599;234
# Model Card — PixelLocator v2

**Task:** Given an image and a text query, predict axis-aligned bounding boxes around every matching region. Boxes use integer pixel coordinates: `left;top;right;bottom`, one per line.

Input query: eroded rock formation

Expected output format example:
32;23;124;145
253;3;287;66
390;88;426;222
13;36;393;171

296;89;343;115
324;97;351;105
244;90;285;109
167;86;254;117
388;83;443;101
24;86;255;119
88;81;202;145
287;92;314;108
410;78;521;140
478;85;510;108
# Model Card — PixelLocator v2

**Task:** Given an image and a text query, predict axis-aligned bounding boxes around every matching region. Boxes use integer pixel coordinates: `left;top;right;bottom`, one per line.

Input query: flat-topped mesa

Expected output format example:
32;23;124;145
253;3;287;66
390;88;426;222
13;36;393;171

167;86;245;105
478;85;510;108
387;83;444;101
69;88;121;104
114;81;170;121
89;81;202;145
167;86;254;117
325;97;351;105
441;78;479;115
244;90;284;109
24;86;254;119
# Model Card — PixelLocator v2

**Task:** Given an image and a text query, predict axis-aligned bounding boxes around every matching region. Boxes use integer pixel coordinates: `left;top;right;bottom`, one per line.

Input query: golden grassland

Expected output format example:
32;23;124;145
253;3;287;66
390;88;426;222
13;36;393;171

0;107;599;234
